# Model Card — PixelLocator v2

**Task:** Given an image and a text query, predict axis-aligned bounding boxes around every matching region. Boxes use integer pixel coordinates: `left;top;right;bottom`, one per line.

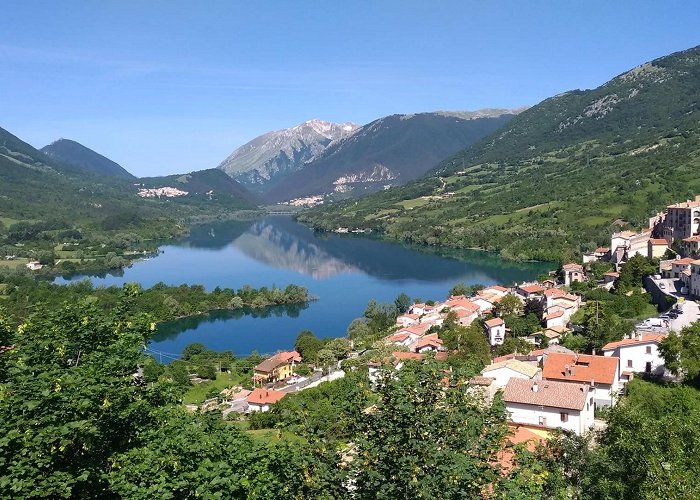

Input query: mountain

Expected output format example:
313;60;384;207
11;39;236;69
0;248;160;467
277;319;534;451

265;110;519;203
217;119;358;192
138;169;258;209
41;138;134;179
298;45;700;262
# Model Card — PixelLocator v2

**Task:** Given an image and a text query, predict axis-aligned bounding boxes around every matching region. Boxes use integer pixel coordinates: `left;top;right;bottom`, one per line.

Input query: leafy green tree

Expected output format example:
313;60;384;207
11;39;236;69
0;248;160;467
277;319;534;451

295;330;324;362
660;322;700;386
349;361;509;498
615;254;657;293
181;342;207;361
559;333;588;353
495;294;524;318
394;292;412;314
316;348;336;374
581;380;700;499
494;336;534;357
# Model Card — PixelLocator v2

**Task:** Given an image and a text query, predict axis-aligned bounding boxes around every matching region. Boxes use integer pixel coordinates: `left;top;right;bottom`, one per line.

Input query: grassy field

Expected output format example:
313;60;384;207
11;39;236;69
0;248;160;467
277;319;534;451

182;371;248;405
0;258;29;270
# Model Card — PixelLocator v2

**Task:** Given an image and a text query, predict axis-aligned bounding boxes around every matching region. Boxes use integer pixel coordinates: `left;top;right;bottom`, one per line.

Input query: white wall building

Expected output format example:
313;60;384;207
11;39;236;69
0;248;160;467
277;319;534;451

480;359;540;389
601;333;667;378
503;378;594;436
484;317;506;346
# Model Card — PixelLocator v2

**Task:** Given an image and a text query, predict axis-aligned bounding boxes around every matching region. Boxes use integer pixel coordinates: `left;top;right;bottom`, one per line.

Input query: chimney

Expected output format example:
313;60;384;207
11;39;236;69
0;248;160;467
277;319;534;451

532;381;539;393
564;364;570;376
639;332;643;342
592;348;596;356
570;364;576;375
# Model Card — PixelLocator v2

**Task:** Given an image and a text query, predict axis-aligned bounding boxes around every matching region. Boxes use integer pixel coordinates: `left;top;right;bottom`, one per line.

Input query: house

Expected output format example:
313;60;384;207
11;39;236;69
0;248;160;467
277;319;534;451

503;378;594;436
467;376;498;405
414;333;443;353
484;317;506;346
648;238;669;259
528;344;575;364
253;351;302;383
690;260;700;297
515;283;545;300
25;261;43;271
539;325;568;344
246;388;287;412
471;296;495;313
480;359;540;389
659;197;700;242
602;333;667;379
543;307;567;329
542;352;620;408
682;235;700;257
444;297;481;325
610;230;650;263
603;271;619;283
480;285;510;298
671;257;694;279
396;313;420;327
385;331;415;348
562;263;585;286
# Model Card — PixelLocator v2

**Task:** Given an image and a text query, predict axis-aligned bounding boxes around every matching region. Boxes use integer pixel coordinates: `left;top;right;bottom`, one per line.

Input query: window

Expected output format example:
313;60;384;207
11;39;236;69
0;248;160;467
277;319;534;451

627;359;633;368
560;412;569;422
646;346;652;354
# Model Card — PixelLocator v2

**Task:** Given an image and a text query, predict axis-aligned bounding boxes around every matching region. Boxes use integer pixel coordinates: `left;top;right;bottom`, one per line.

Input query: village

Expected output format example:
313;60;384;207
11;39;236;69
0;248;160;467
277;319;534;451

197;196;700;445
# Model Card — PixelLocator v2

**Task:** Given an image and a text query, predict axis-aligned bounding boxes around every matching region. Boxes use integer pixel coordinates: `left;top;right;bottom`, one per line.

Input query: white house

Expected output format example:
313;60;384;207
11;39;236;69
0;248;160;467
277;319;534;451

503;378;594;436
601;333;667;379
414;333;443;353
480;359;540;389
484;317;506;346
245;388;286;412
562;263;585;286
25;261;43;271
543;307;567;329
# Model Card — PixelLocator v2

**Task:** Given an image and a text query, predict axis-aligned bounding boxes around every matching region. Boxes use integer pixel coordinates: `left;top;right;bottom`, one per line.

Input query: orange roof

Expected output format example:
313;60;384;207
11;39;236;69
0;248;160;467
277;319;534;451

484;317;505;328
247;388;286;405
485;285;509;293
392;351;425;362
386;332;411;343
415;333;443;349
255;351;301;373
604;271;619;277
668;199;700;209
542;352;619;385
602;333;665;351
683;235;700;242
649;238;668;245
562;263;583;271
595;247;609;253
445;298;481;313
544;309;565;320
397;324;432;336
673;258;694;266
544;288;566;298
518;284;545;294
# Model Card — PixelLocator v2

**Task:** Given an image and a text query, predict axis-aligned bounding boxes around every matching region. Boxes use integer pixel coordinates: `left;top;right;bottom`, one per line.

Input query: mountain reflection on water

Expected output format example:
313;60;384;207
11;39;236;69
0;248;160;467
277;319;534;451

59;216;552;357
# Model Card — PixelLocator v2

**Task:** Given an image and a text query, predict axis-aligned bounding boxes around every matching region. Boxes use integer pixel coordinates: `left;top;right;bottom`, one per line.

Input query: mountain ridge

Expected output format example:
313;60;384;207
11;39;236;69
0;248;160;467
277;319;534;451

264;109;520;202
41;138;135;179
298;44;700;262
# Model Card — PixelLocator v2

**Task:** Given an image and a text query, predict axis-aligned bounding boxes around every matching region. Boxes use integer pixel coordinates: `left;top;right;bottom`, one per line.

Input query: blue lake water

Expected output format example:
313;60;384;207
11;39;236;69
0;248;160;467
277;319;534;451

59;216;551;359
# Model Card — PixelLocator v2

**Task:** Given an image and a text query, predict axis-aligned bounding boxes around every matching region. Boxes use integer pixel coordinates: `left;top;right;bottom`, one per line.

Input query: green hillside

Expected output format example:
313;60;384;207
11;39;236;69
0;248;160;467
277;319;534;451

298;44;700;261
41;138;135;179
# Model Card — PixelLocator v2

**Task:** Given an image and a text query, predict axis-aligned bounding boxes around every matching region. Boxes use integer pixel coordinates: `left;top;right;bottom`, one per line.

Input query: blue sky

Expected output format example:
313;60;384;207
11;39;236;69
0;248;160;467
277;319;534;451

2;1;699;176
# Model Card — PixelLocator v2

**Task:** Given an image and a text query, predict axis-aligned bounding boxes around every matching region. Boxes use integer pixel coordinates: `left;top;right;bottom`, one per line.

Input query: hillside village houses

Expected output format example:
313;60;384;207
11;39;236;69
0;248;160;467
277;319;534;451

602;332;667;379
542;352;620;409
253;350;302;384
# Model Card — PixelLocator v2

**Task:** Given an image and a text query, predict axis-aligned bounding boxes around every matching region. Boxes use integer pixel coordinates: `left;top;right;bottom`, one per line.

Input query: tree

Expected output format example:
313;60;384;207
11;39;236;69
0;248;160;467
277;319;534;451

523;297;545;320
494;336;533;357
181;342;207;361
560;333;588;353
449;282;470;296
316;349;336;374
294;330;324;362
660;322;700;385
394;292;411;314
615;254;657;293
325;337;351;360
349;361;509;498
495;294;523;318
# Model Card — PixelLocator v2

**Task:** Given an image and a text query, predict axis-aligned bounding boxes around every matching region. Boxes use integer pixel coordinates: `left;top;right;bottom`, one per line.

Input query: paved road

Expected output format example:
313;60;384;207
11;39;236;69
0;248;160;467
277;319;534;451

646;276;700;331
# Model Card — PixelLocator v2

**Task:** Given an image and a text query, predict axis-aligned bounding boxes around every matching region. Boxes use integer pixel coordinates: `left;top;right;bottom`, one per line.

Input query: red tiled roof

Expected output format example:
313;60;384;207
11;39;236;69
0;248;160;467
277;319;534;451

672;258;694;266
595;247;609;254
649;238;668;245
503;378;589;411
393;351;425;362
485;285;509;292
255;351;301;373
544;309;565;320
544;288;566;298
247;388;286;405
562;263;583;271
604;271;619;277
542;352;619;385
518;284;545;294
415;333;443;349
602;333;665;351
683;235;700;242
386;332;410;343
484;317;504;328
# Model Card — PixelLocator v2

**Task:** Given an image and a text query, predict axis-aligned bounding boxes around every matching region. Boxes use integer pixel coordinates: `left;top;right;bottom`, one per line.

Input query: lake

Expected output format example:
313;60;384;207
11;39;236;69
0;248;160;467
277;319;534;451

59;216;551;359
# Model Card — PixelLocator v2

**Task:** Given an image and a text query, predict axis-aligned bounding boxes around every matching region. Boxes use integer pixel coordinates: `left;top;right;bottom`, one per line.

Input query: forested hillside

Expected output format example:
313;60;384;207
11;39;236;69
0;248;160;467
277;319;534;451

299;44;700;261
41;138;135;179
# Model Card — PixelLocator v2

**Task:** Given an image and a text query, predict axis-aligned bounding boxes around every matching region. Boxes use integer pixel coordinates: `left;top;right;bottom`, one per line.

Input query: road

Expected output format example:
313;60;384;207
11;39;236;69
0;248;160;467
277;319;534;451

646;276;700;331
